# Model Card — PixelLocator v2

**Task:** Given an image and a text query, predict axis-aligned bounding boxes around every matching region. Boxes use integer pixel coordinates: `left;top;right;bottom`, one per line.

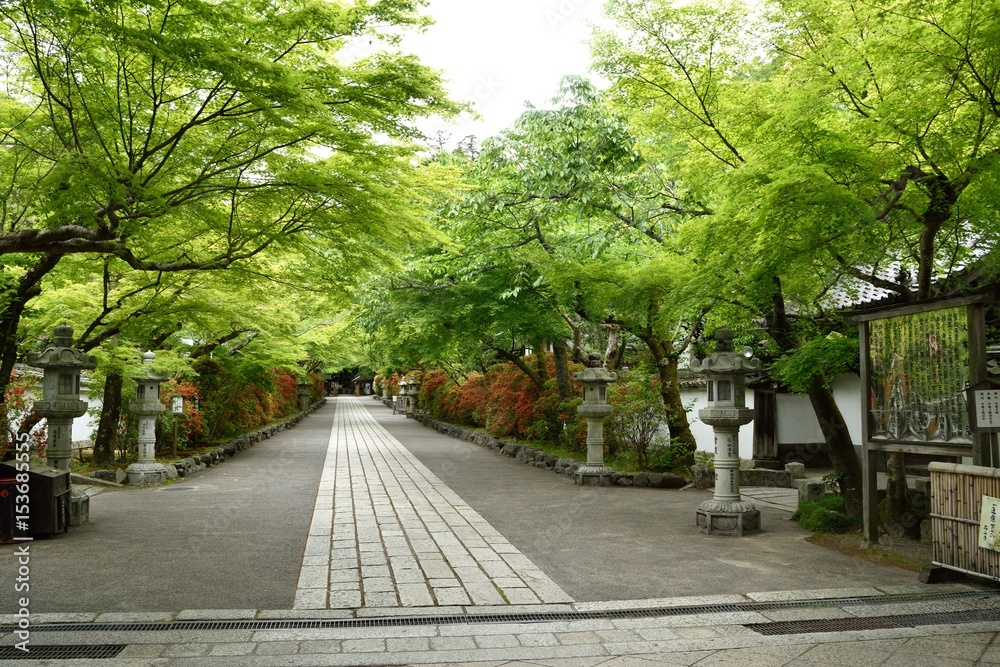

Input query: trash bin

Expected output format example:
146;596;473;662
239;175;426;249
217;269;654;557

0;462;70;538
0;477;15;544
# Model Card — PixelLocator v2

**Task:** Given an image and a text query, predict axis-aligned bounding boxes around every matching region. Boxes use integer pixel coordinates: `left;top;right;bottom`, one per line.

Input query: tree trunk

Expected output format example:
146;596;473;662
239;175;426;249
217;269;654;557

0;255;63;415
92;373;123;467
879;452;920;537
639;332;696;461
603;324;621;370
655;353;695;456
494;347;545;390
534;341;548;383
806;375;863;517
552;341;571;401
613;335;627;371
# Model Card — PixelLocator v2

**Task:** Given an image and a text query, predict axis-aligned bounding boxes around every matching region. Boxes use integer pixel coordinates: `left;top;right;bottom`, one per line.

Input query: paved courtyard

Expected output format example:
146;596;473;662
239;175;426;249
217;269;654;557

2;396;999;665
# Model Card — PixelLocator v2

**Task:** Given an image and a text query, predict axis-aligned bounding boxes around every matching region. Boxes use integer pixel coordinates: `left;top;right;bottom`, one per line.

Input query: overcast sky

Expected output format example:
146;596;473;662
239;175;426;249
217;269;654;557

400;0;609;147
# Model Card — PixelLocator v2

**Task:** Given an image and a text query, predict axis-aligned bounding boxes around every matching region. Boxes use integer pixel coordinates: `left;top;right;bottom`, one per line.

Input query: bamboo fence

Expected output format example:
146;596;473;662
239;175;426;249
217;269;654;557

929;462;1000;581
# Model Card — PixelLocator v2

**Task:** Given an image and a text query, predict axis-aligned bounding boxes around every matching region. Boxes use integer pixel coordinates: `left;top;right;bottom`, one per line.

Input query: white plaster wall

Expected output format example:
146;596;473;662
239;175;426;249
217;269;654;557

678;372;863;460
774;373;863;447
831;373;864;447
75;389;100;441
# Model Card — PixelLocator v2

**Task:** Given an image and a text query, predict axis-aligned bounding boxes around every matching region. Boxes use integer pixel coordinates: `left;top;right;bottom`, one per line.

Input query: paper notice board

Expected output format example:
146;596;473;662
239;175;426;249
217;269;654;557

981;496;1000;551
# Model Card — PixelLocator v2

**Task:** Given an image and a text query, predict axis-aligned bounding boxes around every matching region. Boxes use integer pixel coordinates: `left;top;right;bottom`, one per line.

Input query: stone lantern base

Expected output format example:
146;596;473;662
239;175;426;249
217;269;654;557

125;462;170;486
574;465;614;486
696;499;761;536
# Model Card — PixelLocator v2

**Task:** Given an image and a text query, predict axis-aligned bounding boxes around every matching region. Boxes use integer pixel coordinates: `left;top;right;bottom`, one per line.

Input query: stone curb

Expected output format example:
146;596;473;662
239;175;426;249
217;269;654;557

412;414;688;490
85;400;326;485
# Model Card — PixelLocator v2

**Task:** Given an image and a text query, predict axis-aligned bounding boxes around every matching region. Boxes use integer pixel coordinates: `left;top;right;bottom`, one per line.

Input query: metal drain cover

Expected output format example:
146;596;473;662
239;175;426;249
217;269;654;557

747;607;1000;636
0;645;126;660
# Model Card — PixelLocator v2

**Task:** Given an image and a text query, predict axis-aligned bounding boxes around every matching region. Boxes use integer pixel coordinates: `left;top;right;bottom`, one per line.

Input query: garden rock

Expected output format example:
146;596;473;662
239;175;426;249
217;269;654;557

797;479;827;502
89;470;116;482
785;462;806;479
501;443;521;457
690;464;713;489
741;469;792;488
632;472;649;488
647;472;687;489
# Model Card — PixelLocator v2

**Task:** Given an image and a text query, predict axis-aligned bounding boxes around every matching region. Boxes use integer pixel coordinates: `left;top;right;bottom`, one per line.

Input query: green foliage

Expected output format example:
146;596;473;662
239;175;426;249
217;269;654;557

792;495;860;533
605;369;675;469
770;331;858;393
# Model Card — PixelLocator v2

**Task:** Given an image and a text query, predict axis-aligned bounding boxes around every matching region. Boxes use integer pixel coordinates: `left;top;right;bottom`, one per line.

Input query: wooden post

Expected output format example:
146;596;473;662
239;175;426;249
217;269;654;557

858;319;879;546
968;303;993;467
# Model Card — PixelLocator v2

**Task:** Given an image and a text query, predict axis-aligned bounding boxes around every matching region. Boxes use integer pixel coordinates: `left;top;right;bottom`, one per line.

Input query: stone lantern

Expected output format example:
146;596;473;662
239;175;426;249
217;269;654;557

28;324;97;472
297;376;311;411
395;378;409;415
404;375;421;417
125;351;169;485
573;353;617;486
691;328;761;536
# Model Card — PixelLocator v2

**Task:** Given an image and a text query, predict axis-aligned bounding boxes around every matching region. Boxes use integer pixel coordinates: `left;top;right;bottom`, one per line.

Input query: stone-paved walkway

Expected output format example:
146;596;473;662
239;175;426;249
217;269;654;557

294;397;572;610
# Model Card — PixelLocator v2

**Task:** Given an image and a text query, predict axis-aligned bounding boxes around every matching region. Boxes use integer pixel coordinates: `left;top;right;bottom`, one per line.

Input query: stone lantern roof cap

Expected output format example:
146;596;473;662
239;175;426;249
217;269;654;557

573;367;618;384
138;350;167;381
690;327;761;376
27;324;97;370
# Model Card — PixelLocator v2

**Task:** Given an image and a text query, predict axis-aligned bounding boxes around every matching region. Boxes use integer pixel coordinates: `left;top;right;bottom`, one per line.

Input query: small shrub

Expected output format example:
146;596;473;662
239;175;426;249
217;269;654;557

605;368;674;470
792;495;860;533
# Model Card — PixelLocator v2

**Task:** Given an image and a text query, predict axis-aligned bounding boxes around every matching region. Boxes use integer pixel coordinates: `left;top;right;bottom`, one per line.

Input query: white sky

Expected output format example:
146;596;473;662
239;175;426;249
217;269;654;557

400;0;610;147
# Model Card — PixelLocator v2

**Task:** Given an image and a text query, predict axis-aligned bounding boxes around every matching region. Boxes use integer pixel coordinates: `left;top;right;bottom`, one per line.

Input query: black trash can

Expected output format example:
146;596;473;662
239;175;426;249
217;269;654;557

0;462;70;538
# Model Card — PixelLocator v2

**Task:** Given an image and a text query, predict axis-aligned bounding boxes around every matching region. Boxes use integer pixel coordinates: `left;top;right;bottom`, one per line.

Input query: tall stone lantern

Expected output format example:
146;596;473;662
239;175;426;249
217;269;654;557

297;376;312;411
573;354;617;486
396;380;405;413
691;328;762;536
125;351;169;485
28;324;97;472
404;375;420;417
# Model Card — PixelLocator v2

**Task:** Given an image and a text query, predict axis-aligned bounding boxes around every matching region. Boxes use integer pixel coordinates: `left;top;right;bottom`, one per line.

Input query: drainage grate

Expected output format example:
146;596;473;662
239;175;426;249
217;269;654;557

747;607;1000;636
5;590;998;634
0;645;126;660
